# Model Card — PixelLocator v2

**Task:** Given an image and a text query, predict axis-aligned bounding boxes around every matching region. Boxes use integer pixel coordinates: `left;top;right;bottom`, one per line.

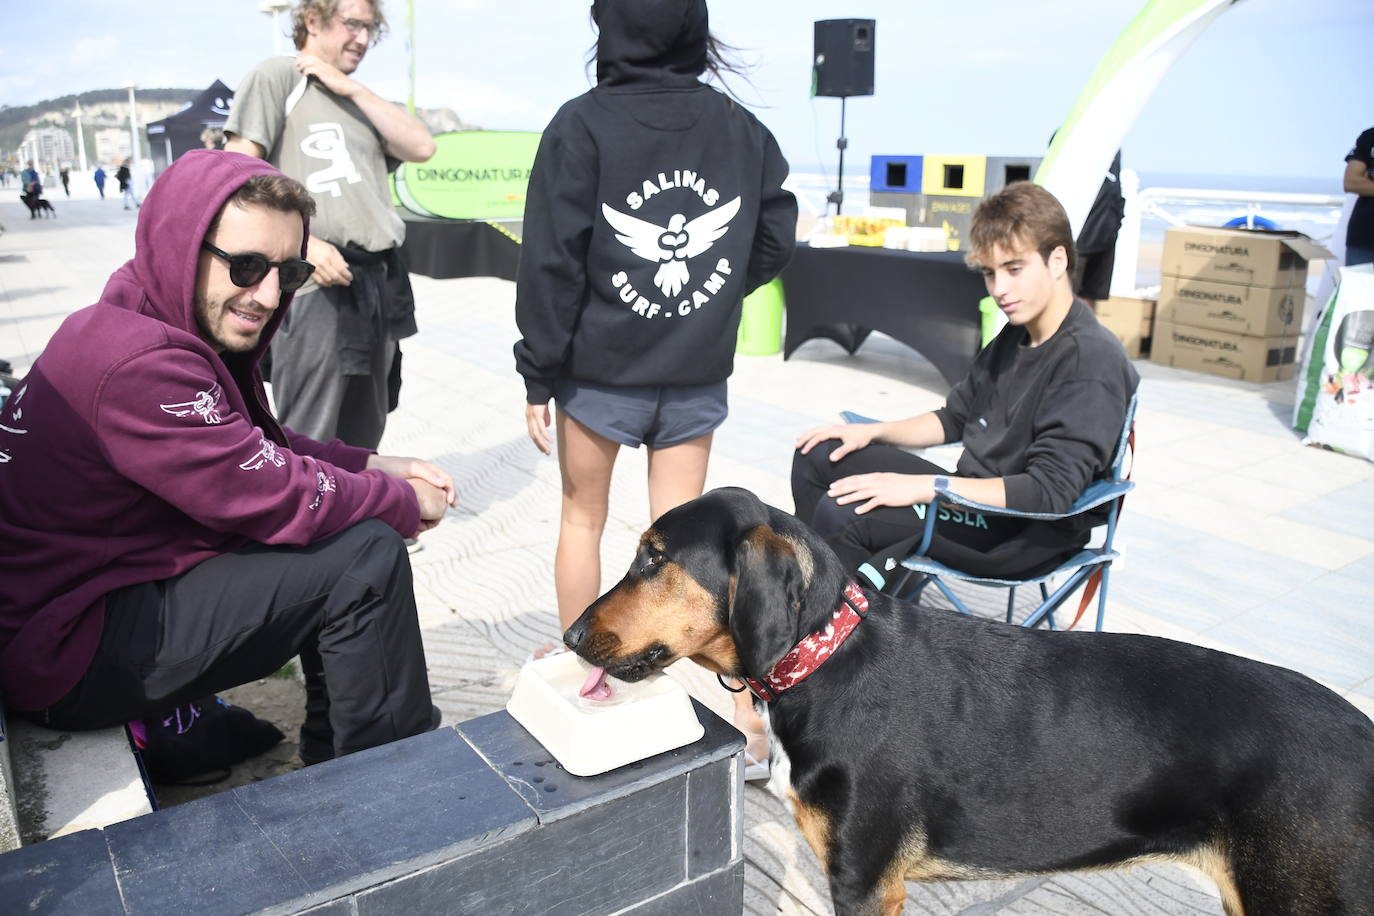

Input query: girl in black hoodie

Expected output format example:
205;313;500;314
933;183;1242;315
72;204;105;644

513;0;796;770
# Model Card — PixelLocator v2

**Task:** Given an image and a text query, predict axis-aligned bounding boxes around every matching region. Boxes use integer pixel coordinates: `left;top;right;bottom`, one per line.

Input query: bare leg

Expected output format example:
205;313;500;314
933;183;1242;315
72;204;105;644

553;410;620;632
645;432;712;522
646;434;766;760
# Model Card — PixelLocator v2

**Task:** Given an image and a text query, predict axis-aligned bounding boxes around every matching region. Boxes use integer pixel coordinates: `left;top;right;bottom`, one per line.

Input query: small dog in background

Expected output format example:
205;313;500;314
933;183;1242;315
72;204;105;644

21;192;55;218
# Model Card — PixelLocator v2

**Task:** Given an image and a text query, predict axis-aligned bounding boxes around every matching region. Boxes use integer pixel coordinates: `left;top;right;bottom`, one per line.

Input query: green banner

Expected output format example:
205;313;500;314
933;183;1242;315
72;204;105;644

393;130;541;220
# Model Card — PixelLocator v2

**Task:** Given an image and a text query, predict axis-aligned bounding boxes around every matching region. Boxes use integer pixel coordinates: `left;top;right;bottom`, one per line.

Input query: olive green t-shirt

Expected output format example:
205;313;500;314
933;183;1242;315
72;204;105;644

225;55;404;262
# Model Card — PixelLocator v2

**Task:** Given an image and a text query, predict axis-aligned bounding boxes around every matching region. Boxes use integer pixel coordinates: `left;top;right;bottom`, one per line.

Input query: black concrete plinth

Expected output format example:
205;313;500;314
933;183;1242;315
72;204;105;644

0;700;745;915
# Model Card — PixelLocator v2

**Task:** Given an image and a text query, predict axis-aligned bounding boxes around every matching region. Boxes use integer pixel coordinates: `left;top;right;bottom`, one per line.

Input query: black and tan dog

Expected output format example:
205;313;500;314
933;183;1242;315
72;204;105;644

564;487;1374;916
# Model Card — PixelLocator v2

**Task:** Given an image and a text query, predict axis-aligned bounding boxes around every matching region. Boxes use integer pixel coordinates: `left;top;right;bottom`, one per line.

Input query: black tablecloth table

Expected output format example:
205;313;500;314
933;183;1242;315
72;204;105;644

399;216;522;282
780;245;988;387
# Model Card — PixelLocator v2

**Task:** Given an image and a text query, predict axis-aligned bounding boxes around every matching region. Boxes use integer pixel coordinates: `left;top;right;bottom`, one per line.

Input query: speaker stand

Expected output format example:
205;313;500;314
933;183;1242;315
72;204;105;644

825;97;849;216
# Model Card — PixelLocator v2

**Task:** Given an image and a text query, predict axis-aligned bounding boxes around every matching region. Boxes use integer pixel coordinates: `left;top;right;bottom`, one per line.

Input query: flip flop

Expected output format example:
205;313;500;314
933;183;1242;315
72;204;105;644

744;751;770;783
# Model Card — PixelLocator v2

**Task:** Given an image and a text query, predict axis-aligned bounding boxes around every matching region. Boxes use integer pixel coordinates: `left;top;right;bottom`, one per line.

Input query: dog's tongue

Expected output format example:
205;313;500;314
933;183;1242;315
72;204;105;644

578;665;613;701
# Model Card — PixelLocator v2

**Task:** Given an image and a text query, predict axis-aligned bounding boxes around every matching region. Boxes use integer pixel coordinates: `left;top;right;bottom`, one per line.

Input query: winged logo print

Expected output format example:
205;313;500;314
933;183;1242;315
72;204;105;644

601;196;741;297
160;382;224;425
239;437;286;471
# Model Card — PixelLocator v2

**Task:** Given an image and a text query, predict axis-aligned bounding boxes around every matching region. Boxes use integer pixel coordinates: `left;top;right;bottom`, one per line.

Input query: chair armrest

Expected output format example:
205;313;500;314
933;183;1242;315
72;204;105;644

840;410;878;425
930;477;1134;521
1067;479;1135;515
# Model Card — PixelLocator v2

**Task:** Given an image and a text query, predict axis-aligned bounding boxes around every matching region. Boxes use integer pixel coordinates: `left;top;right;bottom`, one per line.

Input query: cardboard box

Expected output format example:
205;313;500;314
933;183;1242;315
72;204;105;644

1094;296;1154;358
1157;274;1299;337
1160;226;1332;289
1150;320;1297;382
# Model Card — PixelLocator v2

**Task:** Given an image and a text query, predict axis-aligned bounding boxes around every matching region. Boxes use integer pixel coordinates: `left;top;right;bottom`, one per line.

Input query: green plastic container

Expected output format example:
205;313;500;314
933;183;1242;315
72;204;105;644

979;296;1000;348
737;278;785;356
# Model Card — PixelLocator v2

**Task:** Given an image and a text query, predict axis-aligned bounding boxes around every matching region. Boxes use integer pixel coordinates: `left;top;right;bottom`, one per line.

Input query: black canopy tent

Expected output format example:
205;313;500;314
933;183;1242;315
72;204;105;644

145;80;234;175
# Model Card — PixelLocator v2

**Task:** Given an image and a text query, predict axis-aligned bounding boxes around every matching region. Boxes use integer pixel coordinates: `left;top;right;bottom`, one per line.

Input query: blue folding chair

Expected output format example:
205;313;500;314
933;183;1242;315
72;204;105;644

841;393;1136;631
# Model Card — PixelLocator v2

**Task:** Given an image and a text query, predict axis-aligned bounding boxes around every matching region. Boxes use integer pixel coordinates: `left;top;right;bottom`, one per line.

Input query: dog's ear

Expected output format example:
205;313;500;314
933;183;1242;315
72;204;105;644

727;524;805;679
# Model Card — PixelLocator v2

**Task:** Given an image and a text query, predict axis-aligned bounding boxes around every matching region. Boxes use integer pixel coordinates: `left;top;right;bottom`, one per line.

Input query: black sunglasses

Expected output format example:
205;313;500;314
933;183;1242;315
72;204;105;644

202;241;316;292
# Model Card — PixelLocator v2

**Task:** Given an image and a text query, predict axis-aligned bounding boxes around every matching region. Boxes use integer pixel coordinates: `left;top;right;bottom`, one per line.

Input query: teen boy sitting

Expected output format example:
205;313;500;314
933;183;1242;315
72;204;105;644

792;181;1139;588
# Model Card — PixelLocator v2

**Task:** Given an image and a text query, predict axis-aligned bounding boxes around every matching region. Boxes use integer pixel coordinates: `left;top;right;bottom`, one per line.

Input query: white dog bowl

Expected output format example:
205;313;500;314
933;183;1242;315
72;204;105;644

506;651;705;777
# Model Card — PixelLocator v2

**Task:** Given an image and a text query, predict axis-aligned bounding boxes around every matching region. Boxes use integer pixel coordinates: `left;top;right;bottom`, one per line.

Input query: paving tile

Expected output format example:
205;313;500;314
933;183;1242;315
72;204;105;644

1230;514;1373;570
1130;407;1217;447
1111;511;1209;560
1176;471;1316;514
1152;426;1294;473
1130;449;1220;488
1203;572;1374;690
1278;478;1374;544
1339;548;1374;579
1127;485;1373;570
1238;446;1374;493
1111;536;1325;632
1005;865;1221;914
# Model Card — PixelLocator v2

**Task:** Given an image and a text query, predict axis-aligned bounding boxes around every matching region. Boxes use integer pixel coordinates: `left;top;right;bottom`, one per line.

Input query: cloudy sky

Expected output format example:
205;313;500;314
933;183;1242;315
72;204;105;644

2;0;1370;183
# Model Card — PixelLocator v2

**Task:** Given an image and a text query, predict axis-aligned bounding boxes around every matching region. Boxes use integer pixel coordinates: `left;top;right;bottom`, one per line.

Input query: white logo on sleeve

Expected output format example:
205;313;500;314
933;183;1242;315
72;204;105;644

0;382;23;463
309;469;337;510
300;123;362;198
160;382;224;424
602;196;741;297
240;436;287;471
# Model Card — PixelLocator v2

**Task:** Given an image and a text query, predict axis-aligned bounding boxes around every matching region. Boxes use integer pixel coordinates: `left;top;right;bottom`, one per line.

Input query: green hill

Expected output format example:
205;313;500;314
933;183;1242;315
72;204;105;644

1;88;199;167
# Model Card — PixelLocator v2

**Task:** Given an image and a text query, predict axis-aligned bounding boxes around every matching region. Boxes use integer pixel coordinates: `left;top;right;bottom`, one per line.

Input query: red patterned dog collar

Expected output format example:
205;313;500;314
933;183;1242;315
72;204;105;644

742;581;869;703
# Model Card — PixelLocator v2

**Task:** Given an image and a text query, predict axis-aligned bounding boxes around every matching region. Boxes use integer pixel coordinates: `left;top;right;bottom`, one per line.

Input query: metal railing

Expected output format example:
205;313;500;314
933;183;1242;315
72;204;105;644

1111;169;1344;296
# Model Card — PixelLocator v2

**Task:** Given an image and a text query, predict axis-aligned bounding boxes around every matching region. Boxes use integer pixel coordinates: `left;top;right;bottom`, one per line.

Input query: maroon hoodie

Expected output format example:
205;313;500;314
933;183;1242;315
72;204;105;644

0;150;420;711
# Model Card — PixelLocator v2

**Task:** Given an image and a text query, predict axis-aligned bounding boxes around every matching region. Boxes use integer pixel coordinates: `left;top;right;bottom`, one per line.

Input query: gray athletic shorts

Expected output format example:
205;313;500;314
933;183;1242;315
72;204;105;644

554;379;728;449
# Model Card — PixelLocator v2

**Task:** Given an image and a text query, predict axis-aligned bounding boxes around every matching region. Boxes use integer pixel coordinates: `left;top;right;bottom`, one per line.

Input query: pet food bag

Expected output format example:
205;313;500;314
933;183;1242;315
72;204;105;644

1293;264;1374;461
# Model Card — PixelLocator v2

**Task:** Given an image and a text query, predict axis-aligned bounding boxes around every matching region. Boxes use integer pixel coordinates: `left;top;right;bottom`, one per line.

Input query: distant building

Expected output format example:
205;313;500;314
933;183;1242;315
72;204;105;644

95;127;133;166
19;127;76;169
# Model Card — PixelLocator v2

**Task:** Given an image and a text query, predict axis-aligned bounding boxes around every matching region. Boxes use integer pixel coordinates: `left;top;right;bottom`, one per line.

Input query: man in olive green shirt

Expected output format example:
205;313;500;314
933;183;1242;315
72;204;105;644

226;0;435;448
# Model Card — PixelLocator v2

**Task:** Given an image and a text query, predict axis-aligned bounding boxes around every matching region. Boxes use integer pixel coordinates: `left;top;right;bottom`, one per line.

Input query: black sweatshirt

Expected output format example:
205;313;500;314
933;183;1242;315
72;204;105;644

934;300;1140;517
513;0;798;404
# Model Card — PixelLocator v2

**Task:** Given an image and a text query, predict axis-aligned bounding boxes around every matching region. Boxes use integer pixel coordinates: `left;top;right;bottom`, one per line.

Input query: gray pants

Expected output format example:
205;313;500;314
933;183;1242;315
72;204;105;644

271;284;394;449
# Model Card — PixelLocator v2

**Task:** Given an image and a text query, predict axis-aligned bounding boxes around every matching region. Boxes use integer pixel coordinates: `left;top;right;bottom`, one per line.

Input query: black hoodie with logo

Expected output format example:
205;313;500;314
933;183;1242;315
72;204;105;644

513;0;798;404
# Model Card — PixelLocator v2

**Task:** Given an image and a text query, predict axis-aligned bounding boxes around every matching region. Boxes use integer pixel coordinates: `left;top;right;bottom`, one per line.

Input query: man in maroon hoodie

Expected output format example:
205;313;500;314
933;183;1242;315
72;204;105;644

0;149;455;764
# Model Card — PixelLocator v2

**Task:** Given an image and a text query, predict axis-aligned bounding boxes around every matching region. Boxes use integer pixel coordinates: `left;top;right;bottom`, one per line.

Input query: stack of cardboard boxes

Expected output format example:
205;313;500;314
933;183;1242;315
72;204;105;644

1150;226;1332;382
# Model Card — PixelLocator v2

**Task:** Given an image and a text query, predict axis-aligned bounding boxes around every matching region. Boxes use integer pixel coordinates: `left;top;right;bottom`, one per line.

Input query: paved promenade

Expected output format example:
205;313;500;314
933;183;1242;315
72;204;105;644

3;194;1372;914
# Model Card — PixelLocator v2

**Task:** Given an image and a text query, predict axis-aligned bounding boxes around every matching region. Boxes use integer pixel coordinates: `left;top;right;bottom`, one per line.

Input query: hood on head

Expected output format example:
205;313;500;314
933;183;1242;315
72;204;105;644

106;149;308;363
593;0;708;86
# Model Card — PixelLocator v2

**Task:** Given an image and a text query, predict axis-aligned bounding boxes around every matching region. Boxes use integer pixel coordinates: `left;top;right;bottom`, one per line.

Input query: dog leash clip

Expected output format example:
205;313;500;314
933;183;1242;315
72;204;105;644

841;580;869;618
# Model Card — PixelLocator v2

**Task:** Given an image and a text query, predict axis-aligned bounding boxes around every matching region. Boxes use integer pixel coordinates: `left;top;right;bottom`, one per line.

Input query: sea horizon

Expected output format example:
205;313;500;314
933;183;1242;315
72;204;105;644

792;164;1343;198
